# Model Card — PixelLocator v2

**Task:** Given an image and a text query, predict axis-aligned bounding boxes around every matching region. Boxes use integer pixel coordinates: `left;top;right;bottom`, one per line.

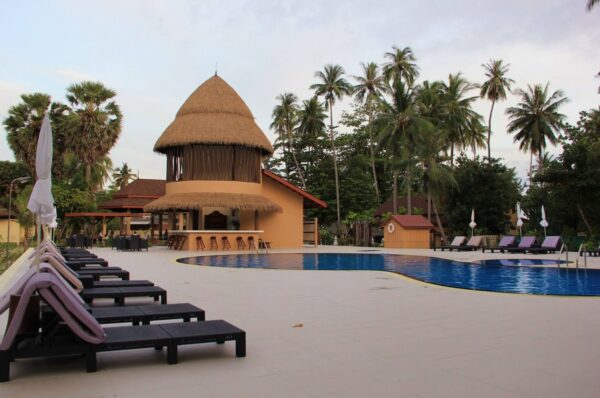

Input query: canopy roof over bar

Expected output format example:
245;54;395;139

143;192;282;213
153;75;274;155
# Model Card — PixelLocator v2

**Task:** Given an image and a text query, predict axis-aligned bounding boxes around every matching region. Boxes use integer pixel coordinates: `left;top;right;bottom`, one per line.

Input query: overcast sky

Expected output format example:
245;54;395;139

1;0;598;186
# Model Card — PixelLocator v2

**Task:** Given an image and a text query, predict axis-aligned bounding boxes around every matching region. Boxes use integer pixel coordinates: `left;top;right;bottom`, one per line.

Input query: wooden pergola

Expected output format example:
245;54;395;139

64;212;152;237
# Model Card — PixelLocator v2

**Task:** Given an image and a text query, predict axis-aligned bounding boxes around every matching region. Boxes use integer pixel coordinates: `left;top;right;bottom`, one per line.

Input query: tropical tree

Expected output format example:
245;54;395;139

296;96;328;178
587;0;598;10
66;81;122;184
310;64;353;227
376;79;429;215
506;83;568;185
270;93;306;189
413;125;454;240
480;59;514;160
352;62;386;203
442;73;485;165
382;46;420;85
3;93;70;178
112;162;137;190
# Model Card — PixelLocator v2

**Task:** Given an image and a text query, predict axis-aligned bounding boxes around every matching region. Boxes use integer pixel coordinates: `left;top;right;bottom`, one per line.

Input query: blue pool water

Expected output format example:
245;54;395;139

177;253;600;296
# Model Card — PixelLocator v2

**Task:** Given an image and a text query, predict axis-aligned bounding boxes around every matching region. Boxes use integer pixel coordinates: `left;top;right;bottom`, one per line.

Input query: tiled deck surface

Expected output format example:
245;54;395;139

1;246;600;397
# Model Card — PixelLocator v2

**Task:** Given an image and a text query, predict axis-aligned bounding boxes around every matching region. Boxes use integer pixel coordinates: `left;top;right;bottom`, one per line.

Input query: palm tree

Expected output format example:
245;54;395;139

3;93;70;178
442;73;484;165
480;59;514;160
587;0;599;10
377;79;428;215
353;62;386;203
506;83;568;185
382;46;420;85
310;64;353;227
296;97;327;176
112;162;137;190
270;93;306;189
414;127;454;241
66;81;122;185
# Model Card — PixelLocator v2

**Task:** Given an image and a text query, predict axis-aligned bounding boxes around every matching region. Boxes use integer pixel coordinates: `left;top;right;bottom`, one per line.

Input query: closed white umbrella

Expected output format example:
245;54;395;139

540;205;549;237
27;112;54;225
469;208;477;237
27;112;55;263
516;202;524;237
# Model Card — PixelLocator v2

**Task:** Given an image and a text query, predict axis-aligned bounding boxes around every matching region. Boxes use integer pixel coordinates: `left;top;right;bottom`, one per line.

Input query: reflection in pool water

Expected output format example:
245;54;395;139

177;253;600;296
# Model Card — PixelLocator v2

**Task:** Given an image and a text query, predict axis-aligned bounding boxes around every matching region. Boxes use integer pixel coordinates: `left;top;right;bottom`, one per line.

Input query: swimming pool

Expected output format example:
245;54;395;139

177;253;600;296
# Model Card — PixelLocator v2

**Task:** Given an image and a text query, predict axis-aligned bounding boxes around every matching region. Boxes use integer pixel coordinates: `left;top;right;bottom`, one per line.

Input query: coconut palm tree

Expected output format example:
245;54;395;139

66;81;122;185
377;79;429;215
270;93;306;189
480;59;514;160
310;64;353;227
112;162;137;190
506;83;567;185
352;62;386;203
442;73;484;165
382;46;420;85
296;97;327;176
587;0;598;10
414;126;454;241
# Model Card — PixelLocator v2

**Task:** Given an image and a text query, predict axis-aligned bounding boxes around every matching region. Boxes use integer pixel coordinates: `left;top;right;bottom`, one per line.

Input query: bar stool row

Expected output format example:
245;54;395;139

196;236;270;251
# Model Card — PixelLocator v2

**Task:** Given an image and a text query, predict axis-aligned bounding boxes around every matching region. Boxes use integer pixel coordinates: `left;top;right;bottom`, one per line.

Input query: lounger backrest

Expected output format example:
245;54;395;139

518;236;537;248
37;253;84;292
498;236;515;247
466;236;483;247
541;236;561;249
0;273;105;351
451;236;466;246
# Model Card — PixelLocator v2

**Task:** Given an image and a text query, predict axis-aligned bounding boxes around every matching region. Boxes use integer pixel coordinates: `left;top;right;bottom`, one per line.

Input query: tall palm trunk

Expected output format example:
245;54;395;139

529;151;533;187
392;171;398;213
487;99;495;161
367;111;380;203
406;168;412;215
432;200;446;242
85;164;92;185
286;127;306;189
426;174;431;222
329;99;341;227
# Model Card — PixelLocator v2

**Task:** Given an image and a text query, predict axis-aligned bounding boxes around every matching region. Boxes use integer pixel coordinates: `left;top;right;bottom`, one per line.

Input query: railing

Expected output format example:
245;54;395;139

576;244;588;269
558;243;569;267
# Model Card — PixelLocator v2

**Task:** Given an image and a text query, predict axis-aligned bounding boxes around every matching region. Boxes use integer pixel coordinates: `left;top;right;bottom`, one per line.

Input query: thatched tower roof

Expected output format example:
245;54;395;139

154;75;274;155
144;192;282;213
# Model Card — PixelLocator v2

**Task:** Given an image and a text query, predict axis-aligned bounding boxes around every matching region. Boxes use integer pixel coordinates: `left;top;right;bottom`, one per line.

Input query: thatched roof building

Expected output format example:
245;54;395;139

153;75;273;155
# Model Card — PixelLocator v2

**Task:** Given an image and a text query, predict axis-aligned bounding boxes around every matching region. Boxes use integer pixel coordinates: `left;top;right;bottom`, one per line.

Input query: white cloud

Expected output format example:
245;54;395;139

53;68;95;83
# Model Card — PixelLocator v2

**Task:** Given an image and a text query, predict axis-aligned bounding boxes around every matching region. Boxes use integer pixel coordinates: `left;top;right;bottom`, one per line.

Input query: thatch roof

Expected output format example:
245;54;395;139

143;192;282;213
154;75;274;155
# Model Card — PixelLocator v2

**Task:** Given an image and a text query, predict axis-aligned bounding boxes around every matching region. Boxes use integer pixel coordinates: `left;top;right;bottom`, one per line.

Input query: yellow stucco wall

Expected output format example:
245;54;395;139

259;177;304;248
383;220;431;249
166;180;262;195
0;219;33;244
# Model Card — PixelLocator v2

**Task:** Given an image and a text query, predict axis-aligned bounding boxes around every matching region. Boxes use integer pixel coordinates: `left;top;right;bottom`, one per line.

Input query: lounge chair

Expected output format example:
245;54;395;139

503;236;537;253
526;236;562;254
454;236;484;251
0;273;245;382
483;236;517;253
435;236;467;251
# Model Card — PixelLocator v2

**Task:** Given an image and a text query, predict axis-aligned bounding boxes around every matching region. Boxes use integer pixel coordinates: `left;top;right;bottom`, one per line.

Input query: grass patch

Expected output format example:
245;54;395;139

0;243;27;275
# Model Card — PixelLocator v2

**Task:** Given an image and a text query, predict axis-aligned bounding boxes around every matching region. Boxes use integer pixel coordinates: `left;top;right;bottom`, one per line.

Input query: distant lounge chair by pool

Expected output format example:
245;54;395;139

435;236;467;251
526;236;562;254
504;236;537;253
455;236;484;251
483;236;516;253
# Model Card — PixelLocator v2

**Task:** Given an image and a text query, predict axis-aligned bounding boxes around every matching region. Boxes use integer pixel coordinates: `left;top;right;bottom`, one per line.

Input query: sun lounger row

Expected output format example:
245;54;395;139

434;235;563;254
0;240;246;381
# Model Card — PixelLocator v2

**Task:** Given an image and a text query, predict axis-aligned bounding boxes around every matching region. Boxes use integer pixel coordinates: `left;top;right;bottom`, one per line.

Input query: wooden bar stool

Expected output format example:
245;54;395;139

221;236;231;250
236;237;246;250
196;236;205;251
210;236;218;250
247;237;257;252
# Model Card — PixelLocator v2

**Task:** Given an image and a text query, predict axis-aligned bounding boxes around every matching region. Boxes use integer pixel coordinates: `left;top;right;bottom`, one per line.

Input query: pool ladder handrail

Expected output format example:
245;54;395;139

558;242;569;268
576;243;588;269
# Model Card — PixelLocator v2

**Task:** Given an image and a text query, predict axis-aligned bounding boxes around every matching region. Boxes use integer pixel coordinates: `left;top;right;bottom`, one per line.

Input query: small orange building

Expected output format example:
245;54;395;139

143;74;326;249
383;215;433;249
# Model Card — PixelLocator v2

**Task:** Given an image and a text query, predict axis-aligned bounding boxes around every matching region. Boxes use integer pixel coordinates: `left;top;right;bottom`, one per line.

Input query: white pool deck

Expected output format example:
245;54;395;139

1;246;600;397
